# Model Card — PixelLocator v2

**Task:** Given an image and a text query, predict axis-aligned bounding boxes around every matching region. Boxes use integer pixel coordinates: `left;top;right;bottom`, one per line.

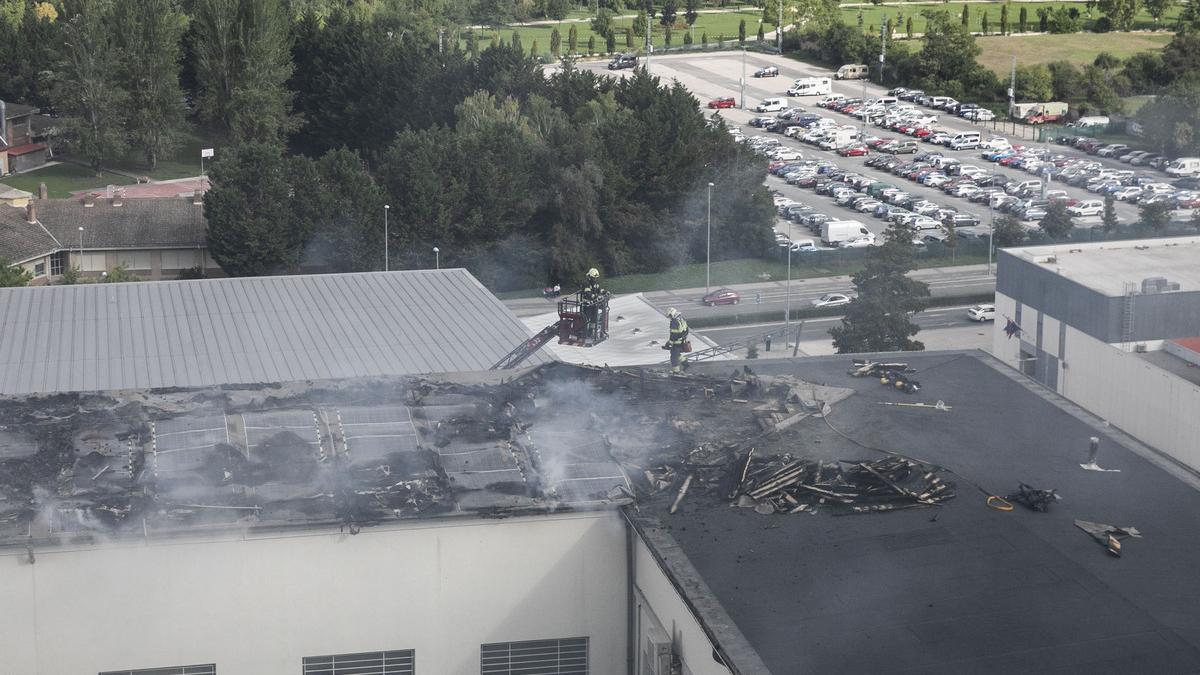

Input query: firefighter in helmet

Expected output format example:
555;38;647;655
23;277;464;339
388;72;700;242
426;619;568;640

664;308;689;373
579;268;608;340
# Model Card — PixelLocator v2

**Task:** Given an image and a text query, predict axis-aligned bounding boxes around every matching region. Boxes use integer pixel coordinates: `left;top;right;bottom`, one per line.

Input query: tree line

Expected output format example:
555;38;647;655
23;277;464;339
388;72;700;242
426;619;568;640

0;0;772;290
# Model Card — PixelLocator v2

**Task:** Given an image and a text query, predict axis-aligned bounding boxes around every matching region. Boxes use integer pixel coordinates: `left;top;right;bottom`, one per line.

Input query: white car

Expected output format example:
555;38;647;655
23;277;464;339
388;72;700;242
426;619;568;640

1068;200;1104;217
812;293;853;307
967;304;995;321
839;236;876;248
966;109;996;122
772;149;803;161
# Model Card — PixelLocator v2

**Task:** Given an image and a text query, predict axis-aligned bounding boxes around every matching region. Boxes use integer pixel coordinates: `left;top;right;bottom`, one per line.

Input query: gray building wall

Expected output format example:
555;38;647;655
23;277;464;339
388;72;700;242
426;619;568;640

996;249;1200;343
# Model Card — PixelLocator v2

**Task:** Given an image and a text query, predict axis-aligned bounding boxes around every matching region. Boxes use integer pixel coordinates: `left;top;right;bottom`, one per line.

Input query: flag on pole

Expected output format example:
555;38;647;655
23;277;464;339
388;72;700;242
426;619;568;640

1004;317;1022;339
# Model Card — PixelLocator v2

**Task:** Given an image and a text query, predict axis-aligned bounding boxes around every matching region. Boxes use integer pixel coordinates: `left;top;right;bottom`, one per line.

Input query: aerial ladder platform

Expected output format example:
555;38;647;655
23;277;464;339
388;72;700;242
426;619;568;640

491;294;610;370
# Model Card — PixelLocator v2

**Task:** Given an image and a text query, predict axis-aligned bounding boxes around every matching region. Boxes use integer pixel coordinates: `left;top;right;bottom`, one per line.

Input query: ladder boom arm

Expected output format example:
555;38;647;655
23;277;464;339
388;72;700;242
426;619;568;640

490;320;564;370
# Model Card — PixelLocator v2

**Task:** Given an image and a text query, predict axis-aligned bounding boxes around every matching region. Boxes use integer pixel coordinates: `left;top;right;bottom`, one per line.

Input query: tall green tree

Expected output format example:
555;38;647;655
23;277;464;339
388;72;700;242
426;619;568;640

830;222;930;353
961;4;969;26
1137;200;1173;232
1102;193;1119;232
685;0;699;27
992;214;1026;247
591;9;614;38
906;16;913;37
568;24;578;53
204;142;309;275
1000;3;1008;34
1015;64;1054;101
290;147;387;272
193;0;296;144
550;27;561;56
1018;5;1027;32
1039;200;1074;240
981;10;989;33
54;0;128;174
738;18;746;43
1097;0;1138;30
0;260;33;287
607;31;617;53
114;0;188;169
660;0;677;26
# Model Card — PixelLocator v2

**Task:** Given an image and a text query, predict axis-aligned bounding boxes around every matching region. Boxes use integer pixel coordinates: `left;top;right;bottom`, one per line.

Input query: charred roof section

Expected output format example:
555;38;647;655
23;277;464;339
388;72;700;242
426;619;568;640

0;362;852;547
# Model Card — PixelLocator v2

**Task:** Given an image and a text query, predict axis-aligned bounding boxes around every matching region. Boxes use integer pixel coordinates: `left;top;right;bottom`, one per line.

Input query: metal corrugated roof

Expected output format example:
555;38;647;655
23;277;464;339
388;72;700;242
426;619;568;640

0;269;546;394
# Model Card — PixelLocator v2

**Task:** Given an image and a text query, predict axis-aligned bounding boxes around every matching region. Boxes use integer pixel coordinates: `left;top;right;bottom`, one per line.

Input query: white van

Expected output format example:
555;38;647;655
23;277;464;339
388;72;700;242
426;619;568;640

1072;116;1110;128
788;77;832;97
1166;157;1200;177
755;97;787;113
835;64;869;80
929;96;952;109
874;96;898;107
949;131;981;150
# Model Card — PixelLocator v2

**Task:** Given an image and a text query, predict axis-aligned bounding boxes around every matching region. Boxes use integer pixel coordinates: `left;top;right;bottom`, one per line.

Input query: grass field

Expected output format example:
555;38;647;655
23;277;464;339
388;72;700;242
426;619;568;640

841;1;1182;36
3;163;135;199
110;132;212;182
975;31;1172;73
466;10;765;55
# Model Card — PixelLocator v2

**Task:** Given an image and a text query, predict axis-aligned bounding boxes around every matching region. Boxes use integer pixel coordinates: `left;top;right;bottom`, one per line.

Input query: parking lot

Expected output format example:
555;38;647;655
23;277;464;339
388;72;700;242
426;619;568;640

574;52;1196;250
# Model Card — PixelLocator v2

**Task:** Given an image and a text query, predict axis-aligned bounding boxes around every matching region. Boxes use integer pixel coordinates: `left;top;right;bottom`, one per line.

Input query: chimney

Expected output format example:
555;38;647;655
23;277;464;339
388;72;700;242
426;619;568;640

38;182;47;200
83;193;95;207
25;201;36;224
191;190;203;206
112;189;123;207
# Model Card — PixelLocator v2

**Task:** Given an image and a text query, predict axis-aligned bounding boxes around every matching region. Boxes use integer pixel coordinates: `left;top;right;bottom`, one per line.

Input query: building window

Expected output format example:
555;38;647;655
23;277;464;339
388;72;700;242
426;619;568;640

50;251;66;276
303;650;414;675
100;665;215;675
481;637;588;675
33;262;45;277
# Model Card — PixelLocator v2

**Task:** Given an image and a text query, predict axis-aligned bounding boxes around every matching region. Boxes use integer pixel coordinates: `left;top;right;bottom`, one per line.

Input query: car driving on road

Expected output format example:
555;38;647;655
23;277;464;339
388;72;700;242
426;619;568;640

701;288;741;306
812;293;853;308
967;304;995;321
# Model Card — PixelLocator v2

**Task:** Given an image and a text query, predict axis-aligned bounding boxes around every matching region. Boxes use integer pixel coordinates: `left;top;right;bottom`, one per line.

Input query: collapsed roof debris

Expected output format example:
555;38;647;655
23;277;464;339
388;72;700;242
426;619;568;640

0;362;861;547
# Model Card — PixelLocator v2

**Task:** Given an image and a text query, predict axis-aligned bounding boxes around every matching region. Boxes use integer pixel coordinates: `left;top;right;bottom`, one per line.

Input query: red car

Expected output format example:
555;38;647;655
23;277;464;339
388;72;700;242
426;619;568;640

839;145;869;157
702;288;741;306
912;127;934;139
708;97;736;109
865;137;891;149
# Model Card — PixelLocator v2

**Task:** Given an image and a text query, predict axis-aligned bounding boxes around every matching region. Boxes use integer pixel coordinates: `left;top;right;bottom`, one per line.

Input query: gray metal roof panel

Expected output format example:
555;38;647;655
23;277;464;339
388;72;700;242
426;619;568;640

0;269;545;394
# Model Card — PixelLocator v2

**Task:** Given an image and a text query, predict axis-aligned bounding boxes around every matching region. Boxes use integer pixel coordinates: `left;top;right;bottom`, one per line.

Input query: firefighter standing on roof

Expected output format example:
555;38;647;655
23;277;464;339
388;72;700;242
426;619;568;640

665;308;689;373
580;268;607;340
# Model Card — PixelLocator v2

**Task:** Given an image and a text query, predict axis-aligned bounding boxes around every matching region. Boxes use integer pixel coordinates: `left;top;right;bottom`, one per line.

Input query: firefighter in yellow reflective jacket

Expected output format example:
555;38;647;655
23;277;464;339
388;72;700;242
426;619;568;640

665;308;689;373
579;268;608;340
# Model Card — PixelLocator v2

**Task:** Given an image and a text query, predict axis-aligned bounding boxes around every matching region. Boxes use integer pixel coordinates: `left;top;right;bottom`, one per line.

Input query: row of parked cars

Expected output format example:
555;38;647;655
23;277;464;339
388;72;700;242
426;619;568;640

816;96;998;151
979;146;1200;212
861;150;1065;222
886;87;997;122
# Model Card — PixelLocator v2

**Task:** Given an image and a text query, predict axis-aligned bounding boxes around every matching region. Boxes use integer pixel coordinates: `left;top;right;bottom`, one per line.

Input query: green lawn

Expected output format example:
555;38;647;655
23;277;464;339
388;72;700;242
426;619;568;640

975;31;1172;73
842;1;1182;37
465;10;766;55
111;131;212;181
3;163;136;199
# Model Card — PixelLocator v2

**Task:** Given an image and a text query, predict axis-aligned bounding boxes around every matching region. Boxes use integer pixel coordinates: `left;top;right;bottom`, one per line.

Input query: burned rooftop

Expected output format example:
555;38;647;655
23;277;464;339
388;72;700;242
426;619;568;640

0;361;863;547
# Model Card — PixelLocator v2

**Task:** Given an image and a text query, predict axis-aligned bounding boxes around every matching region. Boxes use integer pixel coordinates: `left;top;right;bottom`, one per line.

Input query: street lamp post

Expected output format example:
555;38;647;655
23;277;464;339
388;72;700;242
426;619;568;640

77;226;84;270
740;47;746;109
987;199;995;275
433;246;440;270
784;243;792;344
383;205;390;272
706;182;713;294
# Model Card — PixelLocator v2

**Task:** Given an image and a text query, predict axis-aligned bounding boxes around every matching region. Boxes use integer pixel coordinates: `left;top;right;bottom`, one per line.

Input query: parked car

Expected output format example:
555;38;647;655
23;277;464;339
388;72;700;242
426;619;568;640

812;293;853;307
754;66;780;78
701;288;741;306
838;144;870;157
1068;200;1104;217
708;97;736;109
967;304;995;322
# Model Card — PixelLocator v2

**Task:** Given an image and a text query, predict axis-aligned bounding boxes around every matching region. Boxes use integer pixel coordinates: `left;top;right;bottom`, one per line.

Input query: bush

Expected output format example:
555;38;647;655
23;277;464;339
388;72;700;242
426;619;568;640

1092;16;1112;32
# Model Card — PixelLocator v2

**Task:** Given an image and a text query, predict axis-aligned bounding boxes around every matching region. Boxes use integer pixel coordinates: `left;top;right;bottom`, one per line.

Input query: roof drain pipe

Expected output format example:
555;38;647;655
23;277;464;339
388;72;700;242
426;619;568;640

626;513;636;675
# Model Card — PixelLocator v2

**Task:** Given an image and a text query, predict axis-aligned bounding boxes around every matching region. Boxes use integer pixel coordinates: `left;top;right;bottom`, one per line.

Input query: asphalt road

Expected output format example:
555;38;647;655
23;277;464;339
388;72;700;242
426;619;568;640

571;51;1177;236
695;303;986;346
505;263;994;320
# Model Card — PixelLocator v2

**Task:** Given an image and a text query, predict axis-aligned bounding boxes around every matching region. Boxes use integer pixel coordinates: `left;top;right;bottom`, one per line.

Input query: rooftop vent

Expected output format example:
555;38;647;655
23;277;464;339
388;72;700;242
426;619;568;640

1141;277;1181;294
